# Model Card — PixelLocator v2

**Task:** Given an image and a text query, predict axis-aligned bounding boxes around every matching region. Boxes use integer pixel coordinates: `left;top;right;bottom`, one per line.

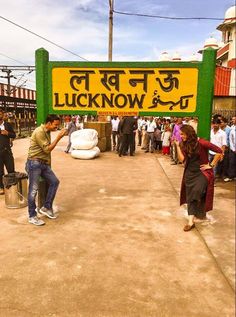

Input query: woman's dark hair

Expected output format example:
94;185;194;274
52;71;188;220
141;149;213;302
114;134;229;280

180;124;198;157
45;114;60;123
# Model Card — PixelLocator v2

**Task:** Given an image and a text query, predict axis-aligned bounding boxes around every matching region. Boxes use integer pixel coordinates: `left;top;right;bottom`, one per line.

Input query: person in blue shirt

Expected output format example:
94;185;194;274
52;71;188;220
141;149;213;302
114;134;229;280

220;117;231;180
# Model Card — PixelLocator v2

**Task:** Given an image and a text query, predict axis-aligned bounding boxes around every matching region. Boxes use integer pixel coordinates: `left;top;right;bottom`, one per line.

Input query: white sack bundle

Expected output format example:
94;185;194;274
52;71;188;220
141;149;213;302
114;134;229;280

71;146;100;160
71;129;98;150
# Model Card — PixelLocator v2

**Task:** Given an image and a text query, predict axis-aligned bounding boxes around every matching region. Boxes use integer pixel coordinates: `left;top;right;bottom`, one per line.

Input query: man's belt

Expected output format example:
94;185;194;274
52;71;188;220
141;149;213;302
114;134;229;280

28;157;49;164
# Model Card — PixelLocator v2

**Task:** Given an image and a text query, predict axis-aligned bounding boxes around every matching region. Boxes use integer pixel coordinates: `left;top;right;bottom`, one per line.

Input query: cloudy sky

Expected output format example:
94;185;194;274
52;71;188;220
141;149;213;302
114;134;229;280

0;0;234;89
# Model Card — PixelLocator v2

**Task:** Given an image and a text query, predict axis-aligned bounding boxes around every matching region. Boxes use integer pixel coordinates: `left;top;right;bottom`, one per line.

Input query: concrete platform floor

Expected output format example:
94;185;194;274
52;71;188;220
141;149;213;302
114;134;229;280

0;133;235;317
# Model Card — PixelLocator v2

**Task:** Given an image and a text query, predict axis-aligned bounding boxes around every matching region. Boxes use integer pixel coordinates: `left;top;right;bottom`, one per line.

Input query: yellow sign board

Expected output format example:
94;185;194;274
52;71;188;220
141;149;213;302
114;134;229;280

52;67;198;114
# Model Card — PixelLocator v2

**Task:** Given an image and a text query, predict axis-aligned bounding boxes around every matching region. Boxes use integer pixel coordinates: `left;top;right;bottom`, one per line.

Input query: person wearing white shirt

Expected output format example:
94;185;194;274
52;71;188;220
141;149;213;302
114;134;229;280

189;117;198;133
145;117;157;153
111;116;120;151
140;118;148;149
209;118;227;177
224;117;236;182
137;117;145;146
161;126;172;155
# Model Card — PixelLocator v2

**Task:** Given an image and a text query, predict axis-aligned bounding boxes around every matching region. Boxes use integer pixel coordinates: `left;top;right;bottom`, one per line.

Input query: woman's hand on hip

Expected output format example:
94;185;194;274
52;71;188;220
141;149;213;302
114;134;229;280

200;163;212;171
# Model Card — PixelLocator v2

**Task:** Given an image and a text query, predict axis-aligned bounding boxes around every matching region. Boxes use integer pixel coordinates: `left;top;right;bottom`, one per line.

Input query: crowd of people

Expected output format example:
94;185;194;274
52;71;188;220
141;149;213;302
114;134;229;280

0;108;235;229
111;115;236;184
111;116;196;157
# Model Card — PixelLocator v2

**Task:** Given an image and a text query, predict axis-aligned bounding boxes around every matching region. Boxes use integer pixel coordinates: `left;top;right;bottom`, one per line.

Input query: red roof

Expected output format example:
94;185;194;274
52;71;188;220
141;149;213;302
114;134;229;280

214;66;231;96
0;83;36;100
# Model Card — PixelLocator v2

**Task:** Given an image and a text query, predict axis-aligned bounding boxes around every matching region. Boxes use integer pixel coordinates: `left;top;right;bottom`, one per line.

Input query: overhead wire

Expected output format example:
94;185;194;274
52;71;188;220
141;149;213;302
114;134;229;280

0;54;36;88
113;9;223;21
0;52;31;66
0;15;88;61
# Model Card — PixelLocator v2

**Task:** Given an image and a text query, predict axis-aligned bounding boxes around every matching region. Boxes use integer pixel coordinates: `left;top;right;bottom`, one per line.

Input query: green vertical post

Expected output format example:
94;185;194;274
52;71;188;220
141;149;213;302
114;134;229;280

35;48;49;125
35;49;50;208
197;48;217;140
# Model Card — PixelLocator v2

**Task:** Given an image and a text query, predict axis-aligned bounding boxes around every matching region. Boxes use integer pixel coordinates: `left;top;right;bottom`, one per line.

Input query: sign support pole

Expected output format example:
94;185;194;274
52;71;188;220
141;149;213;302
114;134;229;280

197;48;217;140
35;48;49;125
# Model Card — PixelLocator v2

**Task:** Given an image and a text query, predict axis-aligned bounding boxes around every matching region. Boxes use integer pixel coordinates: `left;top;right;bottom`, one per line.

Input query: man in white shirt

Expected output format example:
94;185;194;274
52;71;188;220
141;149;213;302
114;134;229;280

137;117;146;146
189;117;198;133
209;118;227;176
111;116;120;151
145;117;157;153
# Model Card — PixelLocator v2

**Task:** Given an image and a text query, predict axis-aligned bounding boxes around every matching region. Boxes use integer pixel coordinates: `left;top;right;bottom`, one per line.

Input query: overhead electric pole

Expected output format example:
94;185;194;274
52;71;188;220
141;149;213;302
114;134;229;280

0;65;35;96
1;69;13;96
108;0;114;61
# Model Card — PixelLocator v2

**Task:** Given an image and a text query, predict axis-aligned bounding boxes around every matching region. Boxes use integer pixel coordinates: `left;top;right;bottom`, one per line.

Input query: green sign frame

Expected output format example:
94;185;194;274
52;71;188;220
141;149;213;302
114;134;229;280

35;48;216;139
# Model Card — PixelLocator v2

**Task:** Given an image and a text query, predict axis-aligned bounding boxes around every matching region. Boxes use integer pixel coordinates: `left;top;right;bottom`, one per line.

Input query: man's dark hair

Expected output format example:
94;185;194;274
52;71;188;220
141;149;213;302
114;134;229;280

212;118;221;124
221;117;228;123
212;113;221;120
45;114;60;123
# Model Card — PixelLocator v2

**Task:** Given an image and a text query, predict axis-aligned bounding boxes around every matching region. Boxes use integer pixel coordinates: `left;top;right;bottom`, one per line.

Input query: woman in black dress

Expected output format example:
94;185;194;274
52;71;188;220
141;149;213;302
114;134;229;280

174;125;223;231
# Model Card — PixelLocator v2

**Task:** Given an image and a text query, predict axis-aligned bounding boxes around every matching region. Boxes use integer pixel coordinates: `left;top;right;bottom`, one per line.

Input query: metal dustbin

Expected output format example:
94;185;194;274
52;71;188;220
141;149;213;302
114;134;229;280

3;172;28;209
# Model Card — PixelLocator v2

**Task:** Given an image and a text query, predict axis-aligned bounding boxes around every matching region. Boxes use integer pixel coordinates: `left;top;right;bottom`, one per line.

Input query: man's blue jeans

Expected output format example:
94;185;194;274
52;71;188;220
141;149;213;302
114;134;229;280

25;160;60;218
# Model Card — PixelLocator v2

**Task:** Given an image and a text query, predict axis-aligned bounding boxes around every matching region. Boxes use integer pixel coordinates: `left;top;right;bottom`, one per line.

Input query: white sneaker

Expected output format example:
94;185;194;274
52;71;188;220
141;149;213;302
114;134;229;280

224;177;232;182
29;216;45;226
39;207;57;219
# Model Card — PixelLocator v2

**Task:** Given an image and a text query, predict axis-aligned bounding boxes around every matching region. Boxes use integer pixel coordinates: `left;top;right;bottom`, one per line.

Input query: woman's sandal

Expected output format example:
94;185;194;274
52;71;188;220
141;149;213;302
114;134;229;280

183;224;195;232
